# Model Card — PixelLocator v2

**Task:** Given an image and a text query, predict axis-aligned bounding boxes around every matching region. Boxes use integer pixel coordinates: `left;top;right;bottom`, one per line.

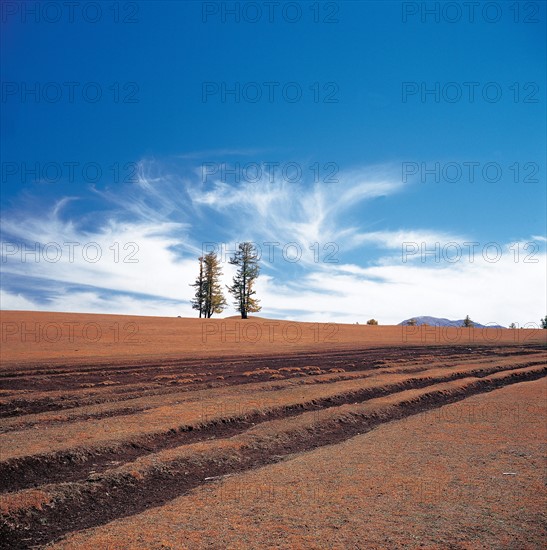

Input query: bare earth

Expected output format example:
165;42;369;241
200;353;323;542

48;379;547;550
2;311;544;365
0;311;545;549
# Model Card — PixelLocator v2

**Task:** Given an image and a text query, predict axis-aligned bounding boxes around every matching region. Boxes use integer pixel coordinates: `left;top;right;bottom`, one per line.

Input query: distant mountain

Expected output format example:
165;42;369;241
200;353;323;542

398;316;505;329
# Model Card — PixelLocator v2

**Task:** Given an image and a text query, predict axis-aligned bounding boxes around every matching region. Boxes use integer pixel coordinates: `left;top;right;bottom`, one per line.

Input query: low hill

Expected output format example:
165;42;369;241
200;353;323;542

399;316;505;328
2;311;536;367
223;315;268;320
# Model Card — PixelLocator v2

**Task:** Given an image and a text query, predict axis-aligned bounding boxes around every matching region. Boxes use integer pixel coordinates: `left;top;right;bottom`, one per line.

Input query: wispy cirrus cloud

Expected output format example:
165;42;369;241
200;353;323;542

1;155;545;326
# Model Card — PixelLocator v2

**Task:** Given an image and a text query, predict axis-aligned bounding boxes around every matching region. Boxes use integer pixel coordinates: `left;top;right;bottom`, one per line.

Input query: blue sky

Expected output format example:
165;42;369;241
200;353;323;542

1;1;546;326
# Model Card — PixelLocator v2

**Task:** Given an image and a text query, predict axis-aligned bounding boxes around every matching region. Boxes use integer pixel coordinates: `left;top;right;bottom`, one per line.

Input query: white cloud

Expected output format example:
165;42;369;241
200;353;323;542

1;158;545;327
253;246;546;326
0;289;37;311
0;289;184;317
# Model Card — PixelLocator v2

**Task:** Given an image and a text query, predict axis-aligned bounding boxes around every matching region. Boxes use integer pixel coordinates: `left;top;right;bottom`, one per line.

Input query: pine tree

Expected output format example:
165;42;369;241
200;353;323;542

462;315;473;328
190;256;205;318
190;253;227;318
203;252;227;318
227;242;261;319
541;315;547;329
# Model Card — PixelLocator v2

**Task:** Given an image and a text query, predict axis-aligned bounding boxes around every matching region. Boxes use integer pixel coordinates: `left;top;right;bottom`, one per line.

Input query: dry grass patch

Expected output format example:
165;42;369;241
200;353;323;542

0;489;52;514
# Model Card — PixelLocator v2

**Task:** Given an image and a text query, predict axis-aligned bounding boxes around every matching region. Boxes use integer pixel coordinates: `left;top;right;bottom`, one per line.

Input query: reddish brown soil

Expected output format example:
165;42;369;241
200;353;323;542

0;311;545;549
2;310;544;366
47;378;546;550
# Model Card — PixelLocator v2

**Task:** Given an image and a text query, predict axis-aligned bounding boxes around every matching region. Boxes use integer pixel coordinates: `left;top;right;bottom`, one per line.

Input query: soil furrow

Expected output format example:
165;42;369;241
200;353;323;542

1;346;541;416
1;360;543;493
1;366;544;549
1;345;537;389
2;357;543;434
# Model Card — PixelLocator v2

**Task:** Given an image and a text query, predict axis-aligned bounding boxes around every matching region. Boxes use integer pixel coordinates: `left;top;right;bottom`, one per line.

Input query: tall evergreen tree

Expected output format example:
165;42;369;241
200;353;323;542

190;256;205;318
203;252;227;318
190;253;227;318
227;242;261;319
462;315;474;328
